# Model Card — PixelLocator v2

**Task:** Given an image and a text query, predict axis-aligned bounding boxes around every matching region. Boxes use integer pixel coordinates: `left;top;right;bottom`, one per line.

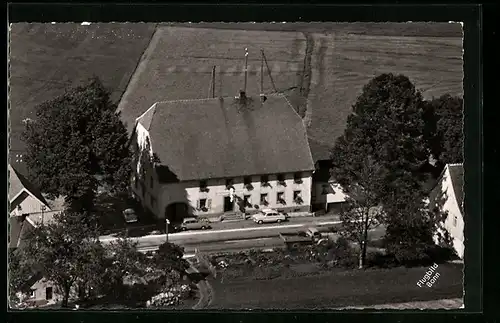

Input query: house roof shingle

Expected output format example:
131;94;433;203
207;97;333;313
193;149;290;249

8;164;49;206
137;94;315;181
429;163;464;213
9;216;35;249
308;137;333;162
448;163;464;210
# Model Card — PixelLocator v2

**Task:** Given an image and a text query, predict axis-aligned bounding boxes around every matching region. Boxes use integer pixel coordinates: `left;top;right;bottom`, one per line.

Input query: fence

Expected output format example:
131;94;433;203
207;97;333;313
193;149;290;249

194;248;217;278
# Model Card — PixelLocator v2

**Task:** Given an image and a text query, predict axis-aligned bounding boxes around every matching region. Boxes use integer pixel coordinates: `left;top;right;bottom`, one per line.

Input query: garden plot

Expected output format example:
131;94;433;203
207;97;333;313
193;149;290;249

9;23;157;152
117;26;308;133
305;32;463;160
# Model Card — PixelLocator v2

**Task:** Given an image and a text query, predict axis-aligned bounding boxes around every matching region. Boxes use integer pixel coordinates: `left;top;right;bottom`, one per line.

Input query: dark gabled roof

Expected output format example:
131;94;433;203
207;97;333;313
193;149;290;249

8;164;49;207
429;163;464;213
137;94;315;181
308;137;333;162
9;216;35;249
448;163;464;210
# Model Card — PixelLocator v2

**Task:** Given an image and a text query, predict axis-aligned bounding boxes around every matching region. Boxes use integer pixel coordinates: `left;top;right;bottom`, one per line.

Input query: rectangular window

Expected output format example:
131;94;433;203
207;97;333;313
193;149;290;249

199;198;207;210
294;191;303;204
453;215;458;227
260;193;268;205
277;192;286;205
46;287;53;300
200;180;208;192
29;289;36;298
277;174;286;186
294;172;303;183
244;195;251;207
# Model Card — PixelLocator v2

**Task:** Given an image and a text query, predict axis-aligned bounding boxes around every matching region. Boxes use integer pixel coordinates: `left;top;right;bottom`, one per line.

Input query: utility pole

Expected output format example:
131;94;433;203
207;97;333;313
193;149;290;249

260;50;264;95
261;49;278;93
41;205;46;225
244;48;249;93
212;66;216;98
165;218;170;243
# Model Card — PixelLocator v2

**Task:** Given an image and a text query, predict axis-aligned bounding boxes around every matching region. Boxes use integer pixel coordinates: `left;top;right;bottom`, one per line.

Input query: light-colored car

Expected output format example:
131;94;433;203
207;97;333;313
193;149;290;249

177;217;211;231
252;209;287;224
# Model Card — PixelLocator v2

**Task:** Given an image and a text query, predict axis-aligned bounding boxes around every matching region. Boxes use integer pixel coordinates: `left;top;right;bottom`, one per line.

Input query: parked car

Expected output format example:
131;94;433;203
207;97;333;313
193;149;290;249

279;227;328;248
251;209;287;224
176;217;211;231
122;208;138;223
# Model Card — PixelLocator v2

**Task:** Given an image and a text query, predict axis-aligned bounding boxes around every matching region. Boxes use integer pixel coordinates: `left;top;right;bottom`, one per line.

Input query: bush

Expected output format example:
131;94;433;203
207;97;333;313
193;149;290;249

366;252;398;268
425;245;458;263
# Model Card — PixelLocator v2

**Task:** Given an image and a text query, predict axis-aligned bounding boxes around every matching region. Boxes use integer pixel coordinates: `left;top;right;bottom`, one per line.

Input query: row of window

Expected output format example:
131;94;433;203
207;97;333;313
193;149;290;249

197;190;303;211
200;173;304;191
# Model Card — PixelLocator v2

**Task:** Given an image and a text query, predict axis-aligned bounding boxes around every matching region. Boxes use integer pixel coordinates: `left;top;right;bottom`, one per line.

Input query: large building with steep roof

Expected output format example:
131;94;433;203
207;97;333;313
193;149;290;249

130;92;315;222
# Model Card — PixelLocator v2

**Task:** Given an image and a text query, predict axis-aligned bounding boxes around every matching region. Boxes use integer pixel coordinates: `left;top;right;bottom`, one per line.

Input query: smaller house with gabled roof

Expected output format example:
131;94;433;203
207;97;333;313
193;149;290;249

9;164;64;226
429;163;464;259
130;92;316;223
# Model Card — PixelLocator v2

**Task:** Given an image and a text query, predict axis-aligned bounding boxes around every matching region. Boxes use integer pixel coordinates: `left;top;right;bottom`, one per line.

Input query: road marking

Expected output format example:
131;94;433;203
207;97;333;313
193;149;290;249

100;220;343;243
224;237;274;243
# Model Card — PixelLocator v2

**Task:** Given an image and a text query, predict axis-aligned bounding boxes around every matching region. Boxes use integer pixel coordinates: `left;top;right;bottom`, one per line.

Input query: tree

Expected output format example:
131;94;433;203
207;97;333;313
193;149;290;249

22;77;132;212
423;94;463;168
153;242;190;275
331;74;435;260
8;248;33;306
337;157;385;269
22;210;105;307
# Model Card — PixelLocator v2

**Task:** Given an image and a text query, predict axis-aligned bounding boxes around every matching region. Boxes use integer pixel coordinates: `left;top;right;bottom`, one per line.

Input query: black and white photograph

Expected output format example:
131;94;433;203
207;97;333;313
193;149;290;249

8;21;464;310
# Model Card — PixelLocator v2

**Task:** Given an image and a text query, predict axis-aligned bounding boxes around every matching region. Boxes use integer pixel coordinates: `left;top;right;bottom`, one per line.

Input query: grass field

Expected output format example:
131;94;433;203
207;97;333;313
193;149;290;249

118;23;463;156
117;26;308;133
8;23;157;152
305;32;464;159
9;22;464;163
207;262;463;309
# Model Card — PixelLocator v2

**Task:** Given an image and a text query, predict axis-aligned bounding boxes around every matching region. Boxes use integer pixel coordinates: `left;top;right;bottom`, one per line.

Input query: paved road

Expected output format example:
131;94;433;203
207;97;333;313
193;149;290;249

101;215;343;247
99;214;385;255
137;227;386;256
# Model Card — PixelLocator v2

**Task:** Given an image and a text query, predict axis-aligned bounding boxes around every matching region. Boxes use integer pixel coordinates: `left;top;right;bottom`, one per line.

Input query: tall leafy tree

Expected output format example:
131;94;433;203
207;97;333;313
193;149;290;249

331;73;435;258
22;210;105;307
337;157;385;269
22;77;132;212
423;94;463;168
8;248;33;307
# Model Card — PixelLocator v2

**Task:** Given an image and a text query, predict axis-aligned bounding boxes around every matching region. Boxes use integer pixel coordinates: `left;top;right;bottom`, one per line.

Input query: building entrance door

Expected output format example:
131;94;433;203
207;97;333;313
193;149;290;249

223;196;233;212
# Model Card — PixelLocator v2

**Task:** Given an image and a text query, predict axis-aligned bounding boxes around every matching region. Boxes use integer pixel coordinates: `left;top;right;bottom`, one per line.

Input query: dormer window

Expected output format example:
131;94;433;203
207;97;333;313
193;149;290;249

244;177;253;190
200;180;209;192
294;172;303;184
277;174;286;186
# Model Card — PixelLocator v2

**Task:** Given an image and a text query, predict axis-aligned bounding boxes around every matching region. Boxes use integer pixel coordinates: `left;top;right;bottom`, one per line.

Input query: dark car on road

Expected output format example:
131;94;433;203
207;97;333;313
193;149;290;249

175;217;211;231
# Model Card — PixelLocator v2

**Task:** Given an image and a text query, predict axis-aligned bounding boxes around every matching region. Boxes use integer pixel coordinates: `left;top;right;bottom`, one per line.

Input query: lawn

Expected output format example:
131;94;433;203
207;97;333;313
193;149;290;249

305;32;464;160
207;263;463;309
8;23;157;153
